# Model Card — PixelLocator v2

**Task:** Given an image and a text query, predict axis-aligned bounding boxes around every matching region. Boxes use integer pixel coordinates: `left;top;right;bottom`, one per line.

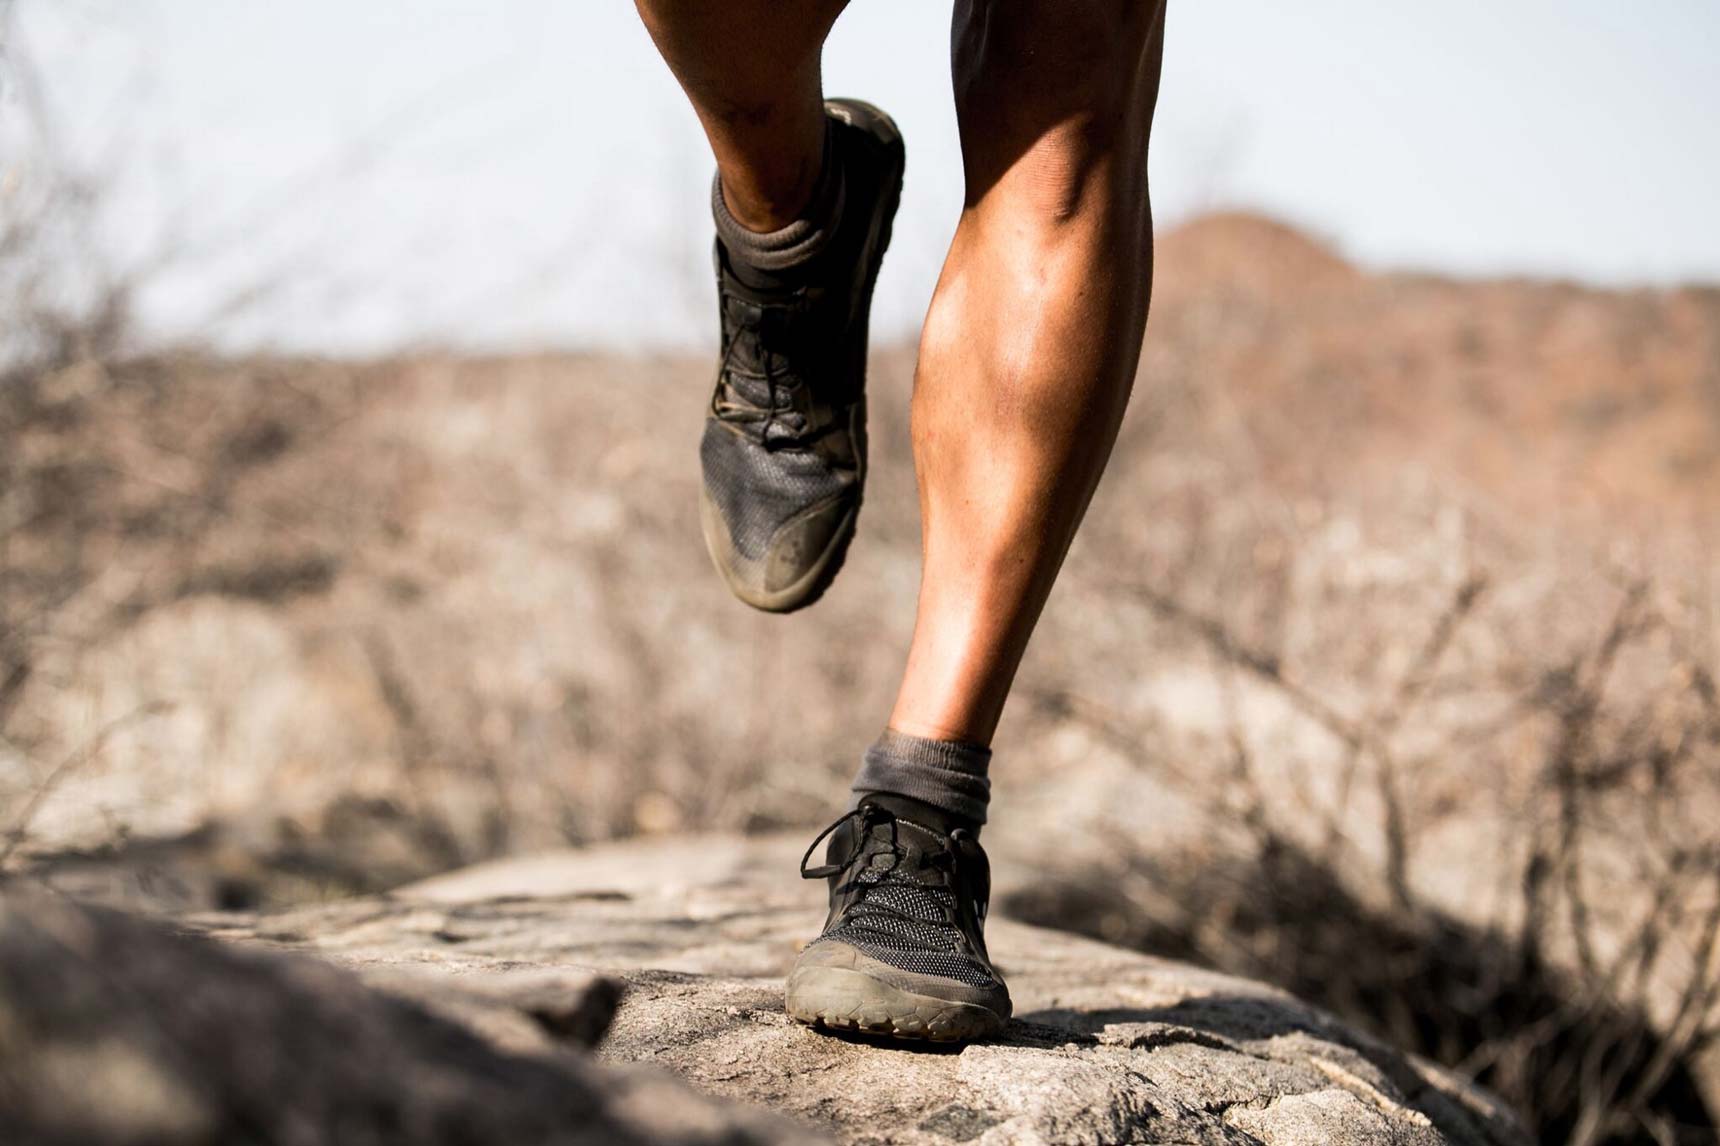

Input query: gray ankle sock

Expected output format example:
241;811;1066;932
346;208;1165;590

711;125;845;279
850;729;992;827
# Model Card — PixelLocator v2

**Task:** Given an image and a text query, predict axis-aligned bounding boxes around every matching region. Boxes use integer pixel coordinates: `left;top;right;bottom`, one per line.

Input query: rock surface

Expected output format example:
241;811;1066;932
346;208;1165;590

0;887;813;1146
186;833;1530;1146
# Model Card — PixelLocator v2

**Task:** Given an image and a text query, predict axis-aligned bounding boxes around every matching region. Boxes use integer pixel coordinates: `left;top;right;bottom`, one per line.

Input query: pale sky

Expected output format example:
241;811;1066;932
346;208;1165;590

4;0;1718;354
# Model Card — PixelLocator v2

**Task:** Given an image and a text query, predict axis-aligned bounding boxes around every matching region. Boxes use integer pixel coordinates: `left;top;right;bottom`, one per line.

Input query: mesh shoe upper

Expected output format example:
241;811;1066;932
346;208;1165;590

699;100;904;612
700;292;853;565
799;803;1002;991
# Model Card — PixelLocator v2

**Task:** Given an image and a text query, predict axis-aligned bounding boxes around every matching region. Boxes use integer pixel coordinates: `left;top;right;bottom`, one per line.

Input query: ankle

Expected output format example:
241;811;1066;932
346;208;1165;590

712;122;843;274
719;174;818;233
850;728;992;830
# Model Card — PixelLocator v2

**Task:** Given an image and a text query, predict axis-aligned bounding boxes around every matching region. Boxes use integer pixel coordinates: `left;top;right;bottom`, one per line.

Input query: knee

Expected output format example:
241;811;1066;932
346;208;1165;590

953;0;1162;116
953;0;1164;213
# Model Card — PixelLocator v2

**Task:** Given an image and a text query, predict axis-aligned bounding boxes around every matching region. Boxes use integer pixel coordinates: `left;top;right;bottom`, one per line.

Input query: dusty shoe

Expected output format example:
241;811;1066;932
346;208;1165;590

786;800;1011;1042
699;99;905;613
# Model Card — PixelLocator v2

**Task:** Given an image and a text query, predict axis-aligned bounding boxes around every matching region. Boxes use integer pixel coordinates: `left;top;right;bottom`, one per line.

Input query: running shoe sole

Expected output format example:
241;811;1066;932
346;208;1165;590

785;964;1008;1043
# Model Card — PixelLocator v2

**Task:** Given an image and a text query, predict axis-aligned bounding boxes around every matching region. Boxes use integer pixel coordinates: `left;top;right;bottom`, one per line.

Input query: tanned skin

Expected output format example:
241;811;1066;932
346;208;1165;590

636;0;1168;745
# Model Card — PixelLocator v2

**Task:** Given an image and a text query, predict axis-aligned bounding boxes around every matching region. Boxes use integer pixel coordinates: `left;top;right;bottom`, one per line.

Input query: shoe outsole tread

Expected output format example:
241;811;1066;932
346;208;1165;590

786;965;1007;1044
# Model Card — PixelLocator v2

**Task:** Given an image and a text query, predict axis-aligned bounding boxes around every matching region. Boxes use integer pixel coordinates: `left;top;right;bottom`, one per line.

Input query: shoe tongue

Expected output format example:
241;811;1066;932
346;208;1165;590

718;313;776;376
859;794;977;841
718;298;812;386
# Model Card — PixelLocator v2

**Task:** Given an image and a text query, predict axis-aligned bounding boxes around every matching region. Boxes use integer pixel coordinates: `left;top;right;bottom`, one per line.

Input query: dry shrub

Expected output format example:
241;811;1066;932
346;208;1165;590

1006;569;1720;1145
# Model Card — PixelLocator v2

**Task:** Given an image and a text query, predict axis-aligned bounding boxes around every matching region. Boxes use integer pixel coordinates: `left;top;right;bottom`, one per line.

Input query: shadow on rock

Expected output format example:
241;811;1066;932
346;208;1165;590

1001;839;1717;1146
0;889;811;1146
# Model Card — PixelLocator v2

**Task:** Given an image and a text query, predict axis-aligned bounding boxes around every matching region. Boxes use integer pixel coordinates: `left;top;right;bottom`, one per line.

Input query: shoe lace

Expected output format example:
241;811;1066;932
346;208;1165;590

711;298;813;450
799;805;968;938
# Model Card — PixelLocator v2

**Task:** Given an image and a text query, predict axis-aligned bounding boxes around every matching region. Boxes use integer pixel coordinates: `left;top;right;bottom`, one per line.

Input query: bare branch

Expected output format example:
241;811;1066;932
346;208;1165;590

0;700;172;867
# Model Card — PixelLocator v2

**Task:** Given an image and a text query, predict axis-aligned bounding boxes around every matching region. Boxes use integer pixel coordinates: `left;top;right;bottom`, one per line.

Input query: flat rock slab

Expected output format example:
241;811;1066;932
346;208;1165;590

190;833;1529;1146
0;888;813;1146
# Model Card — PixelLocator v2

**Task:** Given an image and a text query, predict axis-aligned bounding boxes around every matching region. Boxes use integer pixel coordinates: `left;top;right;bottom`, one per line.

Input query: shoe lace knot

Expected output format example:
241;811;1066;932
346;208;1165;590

799;805;968;936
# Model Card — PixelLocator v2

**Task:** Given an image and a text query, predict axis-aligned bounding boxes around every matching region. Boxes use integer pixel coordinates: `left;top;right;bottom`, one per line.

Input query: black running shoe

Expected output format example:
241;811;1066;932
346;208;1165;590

786;800;1012;1042
699;100;904;613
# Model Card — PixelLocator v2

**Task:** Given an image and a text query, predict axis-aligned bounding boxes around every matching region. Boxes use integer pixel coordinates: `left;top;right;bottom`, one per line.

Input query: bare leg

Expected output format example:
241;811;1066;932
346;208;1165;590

634;0;849;231
889;0;1168;744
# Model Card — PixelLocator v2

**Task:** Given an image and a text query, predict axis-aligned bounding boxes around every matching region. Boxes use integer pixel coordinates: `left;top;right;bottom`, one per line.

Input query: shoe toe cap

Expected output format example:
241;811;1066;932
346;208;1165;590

791;938;1012;1018
700;487;855;610
760;495;854;589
